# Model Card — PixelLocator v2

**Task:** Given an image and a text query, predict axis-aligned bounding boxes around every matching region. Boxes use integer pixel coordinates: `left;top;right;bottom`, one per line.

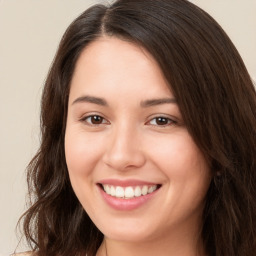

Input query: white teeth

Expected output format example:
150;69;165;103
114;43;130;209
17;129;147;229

115;186;124;198
148;185;157;193
105;185;111;194
102;184;158;199
141;185;148;195
134;186;142;197
125;187;134;198
110;186;115;196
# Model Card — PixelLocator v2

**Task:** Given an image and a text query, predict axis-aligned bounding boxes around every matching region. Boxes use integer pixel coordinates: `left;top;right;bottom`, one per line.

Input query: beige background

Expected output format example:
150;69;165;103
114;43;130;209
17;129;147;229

0;0;255;254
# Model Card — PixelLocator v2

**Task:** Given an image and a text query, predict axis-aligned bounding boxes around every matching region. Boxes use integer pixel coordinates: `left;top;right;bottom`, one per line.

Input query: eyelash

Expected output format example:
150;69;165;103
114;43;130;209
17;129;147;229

80;114;177;127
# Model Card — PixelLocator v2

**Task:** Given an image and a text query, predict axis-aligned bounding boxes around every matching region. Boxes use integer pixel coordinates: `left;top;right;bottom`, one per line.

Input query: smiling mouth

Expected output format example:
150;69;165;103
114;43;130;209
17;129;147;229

99;184;161;199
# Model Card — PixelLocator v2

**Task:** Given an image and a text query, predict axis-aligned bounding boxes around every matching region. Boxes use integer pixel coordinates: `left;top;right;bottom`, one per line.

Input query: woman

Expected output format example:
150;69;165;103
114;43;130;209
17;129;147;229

17;0;256;255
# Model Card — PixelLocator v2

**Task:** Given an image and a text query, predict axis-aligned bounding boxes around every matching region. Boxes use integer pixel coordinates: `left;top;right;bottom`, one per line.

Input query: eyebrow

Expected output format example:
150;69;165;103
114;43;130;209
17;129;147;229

72;95;176;107
140;97;177;107
72;95;108;106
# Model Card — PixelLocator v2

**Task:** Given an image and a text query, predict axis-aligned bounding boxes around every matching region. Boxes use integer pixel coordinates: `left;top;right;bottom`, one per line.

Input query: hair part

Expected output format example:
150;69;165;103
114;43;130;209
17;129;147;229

19;1;256;255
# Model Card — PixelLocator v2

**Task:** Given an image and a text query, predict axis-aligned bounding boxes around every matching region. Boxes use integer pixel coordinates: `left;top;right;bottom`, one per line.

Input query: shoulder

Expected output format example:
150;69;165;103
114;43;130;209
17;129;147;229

11;252;34;256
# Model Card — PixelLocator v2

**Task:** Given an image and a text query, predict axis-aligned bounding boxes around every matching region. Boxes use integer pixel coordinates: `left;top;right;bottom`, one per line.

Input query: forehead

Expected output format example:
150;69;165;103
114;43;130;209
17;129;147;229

69;36;173;101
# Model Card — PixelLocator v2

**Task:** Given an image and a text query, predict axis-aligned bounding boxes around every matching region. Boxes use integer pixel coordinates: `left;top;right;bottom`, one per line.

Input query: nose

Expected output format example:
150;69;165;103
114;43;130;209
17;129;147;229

102;124;146;171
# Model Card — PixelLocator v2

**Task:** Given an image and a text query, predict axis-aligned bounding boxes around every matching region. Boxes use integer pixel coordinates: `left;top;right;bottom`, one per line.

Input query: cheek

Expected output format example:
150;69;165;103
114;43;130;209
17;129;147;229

64;128;103;210
65;128;104;177
147;131;205;174
147;131;211;200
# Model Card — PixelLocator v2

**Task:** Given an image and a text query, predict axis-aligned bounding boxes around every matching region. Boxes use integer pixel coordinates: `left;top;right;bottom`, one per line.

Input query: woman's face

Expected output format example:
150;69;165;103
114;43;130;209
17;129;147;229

65;37;211;242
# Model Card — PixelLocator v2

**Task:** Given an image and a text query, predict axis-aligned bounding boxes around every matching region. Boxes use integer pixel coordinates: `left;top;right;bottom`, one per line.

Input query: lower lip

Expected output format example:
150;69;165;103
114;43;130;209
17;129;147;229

98;186;160;211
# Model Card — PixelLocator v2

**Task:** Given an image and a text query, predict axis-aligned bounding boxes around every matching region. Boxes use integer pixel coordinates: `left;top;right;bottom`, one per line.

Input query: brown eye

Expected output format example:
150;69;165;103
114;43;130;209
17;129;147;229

148;116;176;126
82;115;108;125
155;117;169;125
91;115;104;124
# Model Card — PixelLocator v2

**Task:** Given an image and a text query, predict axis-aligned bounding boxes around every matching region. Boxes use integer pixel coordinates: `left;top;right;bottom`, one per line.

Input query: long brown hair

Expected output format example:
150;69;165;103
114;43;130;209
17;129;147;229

20;0;256;255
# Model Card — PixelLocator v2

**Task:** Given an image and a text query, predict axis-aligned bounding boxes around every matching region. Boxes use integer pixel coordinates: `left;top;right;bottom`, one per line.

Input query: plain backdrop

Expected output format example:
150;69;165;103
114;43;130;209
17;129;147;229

0;0;255;254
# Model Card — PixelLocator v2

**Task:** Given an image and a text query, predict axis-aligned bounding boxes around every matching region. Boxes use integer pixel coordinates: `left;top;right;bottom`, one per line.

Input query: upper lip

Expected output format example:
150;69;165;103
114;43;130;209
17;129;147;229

98;179;161;187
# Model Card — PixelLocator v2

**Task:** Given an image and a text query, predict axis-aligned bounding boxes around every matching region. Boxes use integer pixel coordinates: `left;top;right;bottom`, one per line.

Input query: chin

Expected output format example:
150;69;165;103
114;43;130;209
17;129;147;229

97;218;159;242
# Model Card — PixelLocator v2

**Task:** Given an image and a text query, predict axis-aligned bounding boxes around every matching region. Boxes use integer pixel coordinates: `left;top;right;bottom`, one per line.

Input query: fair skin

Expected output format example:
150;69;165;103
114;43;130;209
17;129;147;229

65;37;211;256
